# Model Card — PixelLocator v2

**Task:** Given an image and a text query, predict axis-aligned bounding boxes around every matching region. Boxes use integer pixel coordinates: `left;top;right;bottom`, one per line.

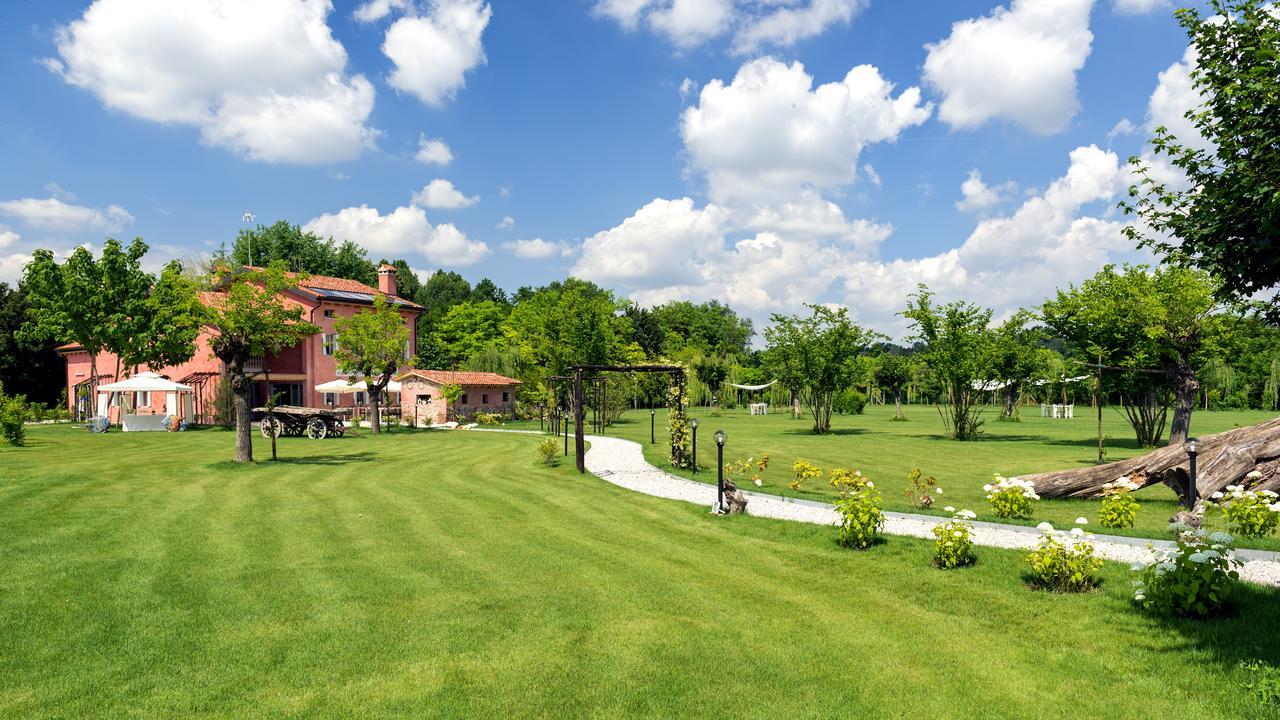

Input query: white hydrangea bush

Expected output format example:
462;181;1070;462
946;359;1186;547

984;474;1039;519
1132;526;1240;617
1209;472;1280;538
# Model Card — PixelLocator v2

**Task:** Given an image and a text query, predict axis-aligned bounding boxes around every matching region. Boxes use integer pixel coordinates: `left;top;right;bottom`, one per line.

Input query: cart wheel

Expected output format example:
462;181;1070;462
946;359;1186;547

259;417;282;438
331;419;345;436
306;418;328;440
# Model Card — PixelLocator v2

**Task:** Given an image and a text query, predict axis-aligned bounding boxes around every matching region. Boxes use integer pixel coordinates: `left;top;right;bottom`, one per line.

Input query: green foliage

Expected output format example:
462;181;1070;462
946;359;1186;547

440;383;464;405
475;411;502;426
433;301;509;366
502;279;630;389
650;300;754;360
1239;660;1280;707
693;356;729;404
1041;264;1221;446
419;269;474;328
0;283;64;407
120;260;205;372
537;437;559;466
1211;476;1280;538
832;471;883;549
470;278;509;306
1098;477;1141;529
873;353;914;420
334;295;411;434
1133;528;1239;617
227;220;376;284
1026;524;1103;593
0;384;26;447
984;474;1038;519
1121;1;1280;316
764;304;878;434
666;382;691;467
832;388;866;415
990;311;1048;420
901;286;994;441
932;510;977;569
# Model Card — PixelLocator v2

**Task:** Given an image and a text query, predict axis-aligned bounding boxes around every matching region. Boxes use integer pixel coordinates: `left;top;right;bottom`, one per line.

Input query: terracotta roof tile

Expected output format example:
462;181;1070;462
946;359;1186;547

396;369;522;386
239;266;422;310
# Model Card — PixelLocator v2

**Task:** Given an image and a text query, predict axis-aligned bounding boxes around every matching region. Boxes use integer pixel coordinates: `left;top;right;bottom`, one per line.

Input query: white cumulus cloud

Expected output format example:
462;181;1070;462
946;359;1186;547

384;0;491;107
304;204;489;266
503;238;571;259
412;179;478;209
46;0;377;164
354;0;410;23
0;230;19;249
496;216;515;230
1113;0;1168;14
923;0;1095;135
415;136;454;165
681;57;930;203
955;170;1016;213
593;0;863;52
0;197;133;233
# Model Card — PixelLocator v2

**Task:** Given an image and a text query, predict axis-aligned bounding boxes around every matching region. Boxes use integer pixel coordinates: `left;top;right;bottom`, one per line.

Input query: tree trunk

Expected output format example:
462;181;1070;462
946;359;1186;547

1021;416;1280;499
1002;388;1016;418
1164;358;1199;445
893;389;904;419
232;372;253;463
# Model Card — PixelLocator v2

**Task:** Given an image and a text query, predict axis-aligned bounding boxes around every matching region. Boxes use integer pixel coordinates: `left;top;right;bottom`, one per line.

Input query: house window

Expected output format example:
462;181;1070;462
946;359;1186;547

355;391;366;405
322;333;339;356
324;392;337;406
135;391;151;408
416;394;431;405
481;393;489;404
404;338;412;361
460;393;468;405
324;309;335;318
502;391;510;402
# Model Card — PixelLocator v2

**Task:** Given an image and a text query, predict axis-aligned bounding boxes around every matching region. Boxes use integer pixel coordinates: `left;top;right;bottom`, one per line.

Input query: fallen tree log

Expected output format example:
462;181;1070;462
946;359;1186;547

1021;416;1280;500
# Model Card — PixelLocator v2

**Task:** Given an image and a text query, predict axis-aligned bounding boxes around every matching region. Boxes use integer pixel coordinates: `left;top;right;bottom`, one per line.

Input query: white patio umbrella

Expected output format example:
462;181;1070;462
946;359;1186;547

314;378;402;394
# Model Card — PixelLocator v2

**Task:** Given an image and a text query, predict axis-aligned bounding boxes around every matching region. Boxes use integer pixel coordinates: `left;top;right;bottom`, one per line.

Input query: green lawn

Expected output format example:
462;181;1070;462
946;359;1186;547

2;424;1280;718
571;404;1280;549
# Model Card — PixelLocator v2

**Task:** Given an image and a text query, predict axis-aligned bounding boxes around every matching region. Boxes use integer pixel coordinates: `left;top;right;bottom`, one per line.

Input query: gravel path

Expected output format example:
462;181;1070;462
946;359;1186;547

572;433;1280;588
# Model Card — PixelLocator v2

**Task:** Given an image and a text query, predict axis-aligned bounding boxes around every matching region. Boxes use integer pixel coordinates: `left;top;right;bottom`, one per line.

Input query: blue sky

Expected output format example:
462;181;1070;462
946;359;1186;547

0;0;1200;334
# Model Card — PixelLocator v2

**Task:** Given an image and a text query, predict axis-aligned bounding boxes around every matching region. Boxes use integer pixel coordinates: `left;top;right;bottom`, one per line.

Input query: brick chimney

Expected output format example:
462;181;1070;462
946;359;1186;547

377;263;397;297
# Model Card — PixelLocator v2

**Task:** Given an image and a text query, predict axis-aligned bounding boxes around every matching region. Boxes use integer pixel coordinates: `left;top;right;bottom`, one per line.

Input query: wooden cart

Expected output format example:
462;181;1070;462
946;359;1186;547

254;405;347;440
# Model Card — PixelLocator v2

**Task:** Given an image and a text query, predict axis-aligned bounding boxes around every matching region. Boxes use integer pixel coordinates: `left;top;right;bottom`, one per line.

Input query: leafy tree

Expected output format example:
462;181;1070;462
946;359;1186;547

1041;265;1221;446
117;261;205;374
990;310;1047;420
502;278;630;388
652;300;754;359
0;283;63;407
419;269;473;327
693;355;729;407
334;295;411;434
1122;1;1280;317
387;259;422;302
624;305;665;358
432;301;508;365
901;286;995;441
764;305;877;434
873;353;915;420
205;263;320;462
227;220;376;285
470;277;509;305
439;382;464;420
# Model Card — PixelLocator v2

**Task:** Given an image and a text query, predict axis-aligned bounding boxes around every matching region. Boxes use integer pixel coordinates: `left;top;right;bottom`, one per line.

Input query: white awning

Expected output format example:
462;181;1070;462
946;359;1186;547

727;381;776;391
315;378;402;393
96;372;192;393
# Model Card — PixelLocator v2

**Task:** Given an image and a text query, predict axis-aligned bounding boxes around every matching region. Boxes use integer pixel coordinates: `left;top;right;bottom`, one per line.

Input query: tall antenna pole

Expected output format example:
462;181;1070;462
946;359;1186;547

241;211;255;266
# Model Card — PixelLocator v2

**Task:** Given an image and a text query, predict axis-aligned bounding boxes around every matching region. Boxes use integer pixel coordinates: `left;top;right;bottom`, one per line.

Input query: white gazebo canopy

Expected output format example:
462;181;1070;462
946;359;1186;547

97;372;193;394
315;378;402;394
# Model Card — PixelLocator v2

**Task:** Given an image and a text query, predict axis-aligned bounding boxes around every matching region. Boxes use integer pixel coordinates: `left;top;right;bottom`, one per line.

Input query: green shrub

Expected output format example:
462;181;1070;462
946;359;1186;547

1210;475;1280;538
537;438;558;466
984;474;1038;519
904;467;943;509
932;508;977;569
1132;527;1239;617
0;391;26;447
833;388;867;415
1240;660;1280;707
1026;522;1102;592
833;470;883;549
475;411;503;426
1098;476;1141;529
790;459;822;491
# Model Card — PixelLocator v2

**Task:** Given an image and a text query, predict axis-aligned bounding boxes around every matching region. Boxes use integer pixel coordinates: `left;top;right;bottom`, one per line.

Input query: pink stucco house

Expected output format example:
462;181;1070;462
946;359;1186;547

59;264;422;423
396;369;521;426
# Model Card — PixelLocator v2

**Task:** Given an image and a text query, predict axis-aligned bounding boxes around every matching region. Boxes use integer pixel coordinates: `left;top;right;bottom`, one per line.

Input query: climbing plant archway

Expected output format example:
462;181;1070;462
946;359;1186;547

564;364;686;473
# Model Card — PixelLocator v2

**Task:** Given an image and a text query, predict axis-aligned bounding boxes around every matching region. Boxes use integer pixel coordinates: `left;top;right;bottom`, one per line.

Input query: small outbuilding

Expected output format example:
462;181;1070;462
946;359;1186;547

395;370;521;426
94;372;195;430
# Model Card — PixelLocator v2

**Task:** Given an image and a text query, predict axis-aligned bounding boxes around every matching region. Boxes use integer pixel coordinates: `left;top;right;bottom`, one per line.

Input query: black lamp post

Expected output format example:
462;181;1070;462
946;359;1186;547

563;411;570;456
650;408;656;444
691;418;700;475
714;429;727;513
1185;437;1200;507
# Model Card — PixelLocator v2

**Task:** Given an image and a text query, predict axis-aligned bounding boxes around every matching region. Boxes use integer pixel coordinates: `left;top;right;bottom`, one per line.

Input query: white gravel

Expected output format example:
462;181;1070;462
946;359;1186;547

575;434;1280;588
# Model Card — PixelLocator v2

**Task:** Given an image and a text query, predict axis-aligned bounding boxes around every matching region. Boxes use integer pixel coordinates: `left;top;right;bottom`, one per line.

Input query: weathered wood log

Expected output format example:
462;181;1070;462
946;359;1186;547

721;478;749;515
1021;416;1280;499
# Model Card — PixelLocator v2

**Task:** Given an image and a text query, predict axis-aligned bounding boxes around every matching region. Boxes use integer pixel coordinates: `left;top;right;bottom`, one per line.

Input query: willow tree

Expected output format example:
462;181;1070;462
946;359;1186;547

334;295;411;434
205;263;319;463
901;286;995;441
764;305;877;434
1042;264;1220;446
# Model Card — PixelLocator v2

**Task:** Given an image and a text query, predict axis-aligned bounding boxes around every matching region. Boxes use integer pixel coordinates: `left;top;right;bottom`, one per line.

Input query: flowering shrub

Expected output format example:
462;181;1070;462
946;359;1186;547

985;474;1039;519
475;411;503;426
537;438;558;466
791;459;822;491
904;467;943;509
833;470;883;549
756;453;770;472
1099;475;1141;529
1132;526;1240;617
1026;521;1102;592
725;457;766;488
932;508;977;569
1210;474;1280;538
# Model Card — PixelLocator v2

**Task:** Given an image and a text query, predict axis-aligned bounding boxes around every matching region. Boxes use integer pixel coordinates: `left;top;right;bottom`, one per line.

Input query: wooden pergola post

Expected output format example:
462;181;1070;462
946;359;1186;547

574;368;586;474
